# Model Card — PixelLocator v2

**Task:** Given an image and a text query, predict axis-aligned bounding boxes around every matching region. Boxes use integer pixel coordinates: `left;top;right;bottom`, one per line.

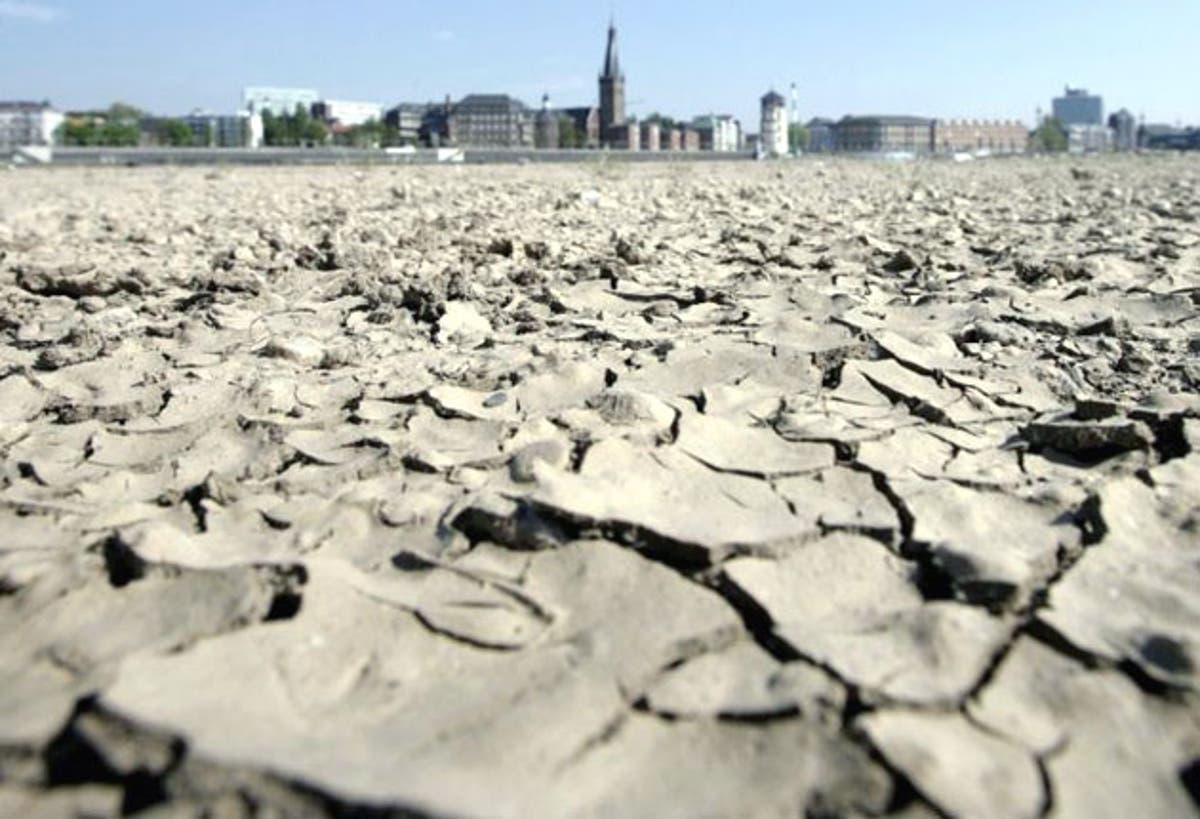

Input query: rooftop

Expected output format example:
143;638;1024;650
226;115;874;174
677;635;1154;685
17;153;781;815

838;115;933;127
455;95;530;115
0;101;53;113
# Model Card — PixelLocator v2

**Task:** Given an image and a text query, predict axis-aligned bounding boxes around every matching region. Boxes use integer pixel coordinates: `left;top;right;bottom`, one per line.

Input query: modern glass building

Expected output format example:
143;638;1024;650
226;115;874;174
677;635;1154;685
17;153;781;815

1052;87;1103;127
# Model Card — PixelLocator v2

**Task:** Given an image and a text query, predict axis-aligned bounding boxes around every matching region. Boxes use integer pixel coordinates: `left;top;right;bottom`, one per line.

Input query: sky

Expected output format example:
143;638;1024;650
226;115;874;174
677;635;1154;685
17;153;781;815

1;0;1197;129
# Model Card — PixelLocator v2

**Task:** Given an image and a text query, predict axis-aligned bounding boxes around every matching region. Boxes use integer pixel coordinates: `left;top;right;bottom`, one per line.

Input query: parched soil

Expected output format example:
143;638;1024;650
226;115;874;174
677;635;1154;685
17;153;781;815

0;157;1198;818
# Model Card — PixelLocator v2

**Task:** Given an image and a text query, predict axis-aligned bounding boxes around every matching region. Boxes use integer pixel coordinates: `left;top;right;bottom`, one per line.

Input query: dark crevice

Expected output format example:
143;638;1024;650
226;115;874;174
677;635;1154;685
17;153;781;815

261;565;308;622
847;721;952;819
1027;619;1186;699
569;438;592;472
40;697;434;818
43;697;182;816
859;372;956;428
710;573;800;663
1115;659;1183;700
99;534;148;588
1036;756;1056;819
1180;759;1200;811
1025;619;1105;669
1073;491;1107;546
1131;410;1192;465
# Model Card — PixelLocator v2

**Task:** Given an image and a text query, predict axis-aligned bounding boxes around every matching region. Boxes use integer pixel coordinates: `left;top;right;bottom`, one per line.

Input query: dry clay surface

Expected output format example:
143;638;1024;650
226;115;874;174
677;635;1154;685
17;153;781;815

0;158;1198;818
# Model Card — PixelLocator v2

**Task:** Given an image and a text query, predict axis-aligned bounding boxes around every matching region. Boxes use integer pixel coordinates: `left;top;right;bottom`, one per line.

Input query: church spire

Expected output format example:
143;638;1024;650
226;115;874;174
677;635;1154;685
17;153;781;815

602;19;621;80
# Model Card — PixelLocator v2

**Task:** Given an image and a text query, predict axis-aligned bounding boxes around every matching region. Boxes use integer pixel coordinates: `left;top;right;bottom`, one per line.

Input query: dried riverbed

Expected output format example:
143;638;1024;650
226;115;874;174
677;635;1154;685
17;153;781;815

1;157;1198;817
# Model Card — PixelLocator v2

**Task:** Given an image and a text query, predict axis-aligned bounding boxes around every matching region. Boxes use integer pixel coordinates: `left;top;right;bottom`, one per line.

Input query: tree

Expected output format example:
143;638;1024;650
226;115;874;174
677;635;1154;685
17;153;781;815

558;115;582;149
1034;117;1068;153
261;110;282;146
347;118;383;148
106;102;143;121
645;112;676;130
381;122;405;147
788;123;809;153
61;119;100;146
99;121;140;146
157;119;195;147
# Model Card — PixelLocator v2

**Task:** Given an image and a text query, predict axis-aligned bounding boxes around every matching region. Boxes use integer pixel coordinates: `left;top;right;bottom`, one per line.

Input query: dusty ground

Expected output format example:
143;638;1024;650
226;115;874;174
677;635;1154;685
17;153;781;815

0;157;1198;818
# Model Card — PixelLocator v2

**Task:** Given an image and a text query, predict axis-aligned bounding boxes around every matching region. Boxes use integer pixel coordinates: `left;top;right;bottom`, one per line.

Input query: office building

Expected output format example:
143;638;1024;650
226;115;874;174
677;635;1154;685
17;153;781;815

1053;87;1103;127
833;115;933;154
1108;109;1136;152
0;101;63;149
178;111;262;148
931;119;1027;155
243;86;319;117
449;94;532;148
384;103;431;145
760;91;787;157
598;21;626;146
311;100;383;128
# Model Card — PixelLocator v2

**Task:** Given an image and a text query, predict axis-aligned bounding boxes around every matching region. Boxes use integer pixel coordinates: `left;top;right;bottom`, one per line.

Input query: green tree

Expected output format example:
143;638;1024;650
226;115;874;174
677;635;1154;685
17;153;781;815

62;119;99;146
261;110;282;146
157;118;195;147
645;112;676;130
99;121;140;146
558;115;582;148
106;101;143;122
788;123;809;153
1034;117;1068;153
381;122;404;147
346;118;383;148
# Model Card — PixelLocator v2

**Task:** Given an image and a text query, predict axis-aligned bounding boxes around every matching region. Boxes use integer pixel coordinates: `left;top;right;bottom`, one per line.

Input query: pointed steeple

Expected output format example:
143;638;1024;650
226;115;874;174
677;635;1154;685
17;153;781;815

602;19;622;80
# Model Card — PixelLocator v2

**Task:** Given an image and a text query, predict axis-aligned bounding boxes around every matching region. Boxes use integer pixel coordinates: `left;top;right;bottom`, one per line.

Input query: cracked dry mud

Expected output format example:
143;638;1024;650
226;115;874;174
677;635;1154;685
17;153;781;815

1;157;1198;818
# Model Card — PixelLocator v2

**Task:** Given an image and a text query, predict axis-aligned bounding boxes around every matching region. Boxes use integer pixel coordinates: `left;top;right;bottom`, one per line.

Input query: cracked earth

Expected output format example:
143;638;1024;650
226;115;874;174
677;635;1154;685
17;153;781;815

1;157;1198;818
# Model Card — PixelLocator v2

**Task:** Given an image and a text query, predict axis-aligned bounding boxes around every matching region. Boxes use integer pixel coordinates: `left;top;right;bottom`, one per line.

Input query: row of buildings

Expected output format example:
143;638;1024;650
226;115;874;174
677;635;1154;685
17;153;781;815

3;26;1195;157
787;112;1029;157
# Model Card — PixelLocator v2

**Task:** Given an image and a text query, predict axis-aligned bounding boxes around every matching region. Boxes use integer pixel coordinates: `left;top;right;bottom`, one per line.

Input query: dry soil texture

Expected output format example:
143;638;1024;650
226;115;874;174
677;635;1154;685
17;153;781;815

1;158;1199;818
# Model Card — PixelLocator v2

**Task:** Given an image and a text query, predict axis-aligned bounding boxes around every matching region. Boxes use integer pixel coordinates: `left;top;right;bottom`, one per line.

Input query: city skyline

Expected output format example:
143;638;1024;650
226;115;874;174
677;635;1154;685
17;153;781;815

1;1;1198;128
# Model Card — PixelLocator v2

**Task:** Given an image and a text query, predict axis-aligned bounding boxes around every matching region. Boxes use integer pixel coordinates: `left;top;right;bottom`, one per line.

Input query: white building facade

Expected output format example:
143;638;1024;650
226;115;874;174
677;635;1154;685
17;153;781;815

760;91;788;157
694;114;741;152
181;111;263;148
0;101;64;149
311;100;383;127
1068;123;1112;154
243;86;319;117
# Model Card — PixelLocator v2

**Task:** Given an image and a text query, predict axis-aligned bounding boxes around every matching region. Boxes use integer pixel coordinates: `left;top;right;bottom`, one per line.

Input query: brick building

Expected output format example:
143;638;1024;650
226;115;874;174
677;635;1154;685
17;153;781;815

449;94;532;148
931;119;1028;155
833;115;933;154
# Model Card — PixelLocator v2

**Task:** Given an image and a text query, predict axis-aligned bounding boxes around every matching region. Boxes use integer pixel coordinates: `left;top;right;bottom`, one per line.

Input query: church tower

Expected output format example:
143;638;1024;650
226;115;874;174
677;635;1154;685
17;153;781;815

598;20;625;145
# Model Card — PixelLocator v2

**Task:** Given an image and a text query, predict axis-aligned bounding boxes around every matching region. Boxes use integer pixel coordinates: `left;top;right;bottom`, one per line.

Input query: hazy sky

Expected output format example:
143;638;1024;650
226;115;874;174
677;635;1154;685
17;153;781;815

1;0;1197;128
